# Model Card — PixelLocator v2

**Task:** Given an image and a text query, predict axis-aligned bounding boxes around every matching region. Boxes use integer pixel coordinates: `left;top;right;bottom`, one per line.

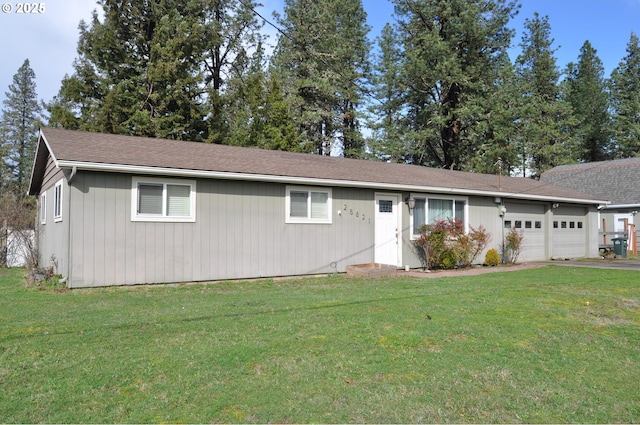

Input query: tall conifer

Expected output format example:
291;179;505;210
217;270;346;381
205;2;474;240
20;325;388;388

609;32;640;157
1;59;43;195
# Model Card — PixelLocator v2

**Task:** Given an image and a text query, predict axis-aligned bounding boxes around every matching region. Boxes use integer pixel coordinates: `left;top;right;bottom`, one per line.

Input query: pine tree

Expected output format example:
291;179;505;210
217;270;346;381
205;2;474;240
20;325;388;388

393;0;518;169
368;23;409;163
1;59;43;195
46;0;263;143
466;52;521;174
563;41;612;162
272;0;370;156
609;32;640;157
200;0;265;143
514;13;574;177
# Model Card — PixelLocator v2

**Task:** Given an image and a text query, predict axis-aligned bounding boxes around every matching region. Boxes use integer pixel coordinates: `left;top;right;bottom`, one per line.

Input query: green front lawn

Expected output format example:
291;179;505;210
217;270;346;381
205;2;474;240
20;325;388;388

1;266;639;423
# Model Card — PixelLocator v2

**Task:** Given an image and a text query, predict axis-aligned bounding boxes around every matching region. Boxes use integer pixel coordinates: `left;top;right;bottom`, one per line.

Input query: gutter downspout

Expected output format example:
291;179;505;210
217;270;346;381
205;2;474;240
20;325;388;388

63;166;76;287
68;166;77;184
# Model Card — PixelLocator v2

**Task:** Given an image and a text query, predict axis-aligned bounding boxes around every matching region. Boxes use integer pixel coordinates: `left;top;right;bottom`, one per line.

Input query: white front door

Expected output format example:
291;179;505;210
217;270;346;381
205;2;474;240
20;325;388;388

375;194;401;266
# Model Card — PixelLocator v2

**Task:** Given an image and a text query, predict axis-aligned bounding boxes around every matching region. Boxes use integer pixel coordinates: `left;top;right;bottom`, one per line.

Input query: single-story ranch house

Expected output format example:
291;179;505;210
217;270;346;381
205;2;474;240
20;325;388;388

29;128;607;288
541;158;640;252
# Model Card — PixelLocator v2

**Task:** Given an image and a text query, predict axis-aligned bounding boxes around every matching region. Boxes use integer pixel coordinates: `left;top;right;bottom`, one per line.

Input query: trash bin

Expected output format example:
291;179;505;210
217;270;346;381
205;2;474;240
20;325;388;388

612;237;628;258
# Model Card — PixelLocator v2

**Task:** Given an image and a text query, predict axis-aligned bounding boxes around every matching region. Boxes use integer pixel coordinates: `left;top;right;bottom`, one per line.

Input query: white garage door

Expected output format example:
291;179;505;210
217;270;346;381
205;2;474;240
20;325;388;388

503;202;546;261
552;206;588;258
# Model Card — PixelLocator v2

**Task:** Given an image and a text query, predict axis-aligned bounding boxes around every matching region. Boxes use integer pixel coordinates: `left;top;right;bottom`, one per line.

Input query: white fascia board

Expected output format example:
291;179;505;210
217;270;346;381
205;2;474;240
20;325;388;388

603;203;640;209
28;130;60;195
56;160;609;206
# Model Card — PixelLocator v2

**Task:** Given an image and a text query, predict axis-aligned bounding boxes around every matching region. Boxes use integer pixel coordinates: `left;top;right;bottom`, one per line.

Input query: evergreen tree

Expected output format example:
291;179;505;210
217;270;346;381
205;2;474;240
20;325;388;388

1;59;43;195
200;0;265;143
609;32;640;157
46;0;263;143
466;52;521;174
272;0;370;156
368;23;409;163
224;44;302;151
514;13;574;177
563;41;612;162
392;0;518;169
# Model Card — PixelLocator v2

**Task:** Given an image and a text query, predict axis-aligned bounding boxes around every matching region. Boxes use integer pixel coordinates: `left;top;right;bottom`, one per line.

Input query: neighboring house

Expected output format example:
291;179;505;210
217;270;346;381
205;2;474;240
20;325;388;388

1;227;35;267
29;128;607;288
541;158;640;251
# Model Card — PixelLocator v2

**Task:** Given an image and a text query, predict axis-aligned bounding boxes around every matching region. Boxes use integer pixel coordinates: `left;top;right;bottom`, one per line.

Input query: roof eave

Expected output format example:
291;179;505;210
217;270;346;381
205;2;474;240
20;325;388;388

55;160;608;206
603;203;640;209
27;130;58;196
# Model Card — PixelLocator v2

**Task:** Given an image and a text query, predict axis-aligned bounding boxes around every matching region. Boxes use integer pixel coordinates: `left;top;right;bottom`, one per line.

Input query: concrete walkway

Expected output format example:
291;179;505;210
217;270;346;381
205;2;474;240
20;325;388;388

542;258;640;272
398;258;640;279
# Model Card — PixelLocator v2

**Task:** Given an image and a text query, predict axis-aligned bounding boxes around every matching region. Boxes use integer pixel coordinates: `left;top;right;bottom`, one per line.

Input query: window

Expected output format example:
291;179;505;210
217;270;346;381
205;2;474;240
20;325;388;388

53;180;63;222
379;200;393;213
577;221;583;229
535;221;542;229
553;221;559;229
131;177;196;222
411;195;467;236
40;193;46;224
525;221;532;229
515;220;522;229
504;220;512;228
286;186;332;224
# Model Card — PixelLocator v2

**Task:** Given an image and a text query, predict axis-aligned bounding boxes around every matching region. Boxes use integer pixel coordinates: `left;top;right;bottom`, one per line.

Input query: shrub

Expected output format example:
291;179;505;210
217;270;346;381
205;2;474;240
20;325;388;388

413;219;491;270
503;227;524;264
485;248;500;266
440;250;458;269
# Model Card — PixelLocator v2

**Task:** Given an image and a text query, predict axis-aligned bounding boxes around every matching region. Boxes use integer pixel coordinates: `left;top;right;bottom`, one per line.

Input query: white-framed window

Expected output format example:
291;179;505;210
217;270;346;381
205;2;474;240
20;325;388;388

53;180;63;222
286;186;332;224
131;177;196;222
410;194;468;238
40;192;46;224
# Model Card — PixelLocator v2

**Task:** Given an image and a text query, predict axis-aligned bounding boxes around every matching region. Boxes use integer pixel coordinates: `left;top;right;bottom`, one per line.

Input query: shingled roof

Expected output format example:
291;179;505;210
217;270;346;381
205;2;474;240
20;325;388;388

541;158;640;207
29;127;605;205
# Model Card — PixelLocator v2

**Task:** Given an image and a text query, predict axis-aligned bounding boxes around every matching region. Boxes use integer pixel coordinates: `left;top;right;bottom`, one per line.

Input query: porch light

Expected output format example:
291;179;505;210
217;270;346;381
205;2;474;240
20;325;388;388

406;196;416;212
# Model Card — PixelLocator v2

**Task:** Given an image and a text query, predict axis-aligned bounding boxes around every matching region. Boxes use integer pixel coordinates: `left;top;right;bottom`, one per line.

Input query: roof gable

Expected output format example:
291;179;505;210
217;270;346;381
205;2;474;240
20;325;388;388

541;158;640;205
30;127;606;204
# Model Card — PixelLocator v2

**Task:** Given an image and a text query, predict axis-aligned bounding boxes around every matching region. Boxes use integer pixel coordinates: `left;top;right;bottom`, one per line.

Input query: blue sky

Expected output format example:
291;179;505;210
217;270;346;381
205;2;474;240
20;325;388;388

1;0;639;108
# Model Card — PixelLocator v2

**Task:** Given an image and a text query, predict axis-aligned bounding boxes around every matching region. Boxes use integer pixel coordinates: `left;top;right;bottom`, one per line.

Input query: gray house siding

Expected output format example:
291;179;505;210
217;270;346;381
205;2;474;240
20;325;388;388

36;155;70;276
61;170;603;287
37;174;70;278
66;172;376;288
41;156;64;192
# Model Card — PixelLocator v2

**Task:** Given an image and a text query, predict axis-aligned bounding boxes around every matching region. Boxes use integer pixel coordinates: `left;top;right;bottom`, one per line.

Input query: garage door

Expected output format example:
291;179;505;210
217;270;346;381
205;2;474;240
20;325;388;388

552;206;588;259
503;202;546;261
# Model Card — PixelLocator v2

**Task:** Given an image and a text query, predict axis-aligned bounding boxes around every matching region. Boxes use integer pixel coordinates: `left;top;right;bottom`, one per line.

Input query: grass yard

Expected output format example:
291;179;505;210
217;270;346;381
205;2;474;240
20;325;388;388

1;266;639;423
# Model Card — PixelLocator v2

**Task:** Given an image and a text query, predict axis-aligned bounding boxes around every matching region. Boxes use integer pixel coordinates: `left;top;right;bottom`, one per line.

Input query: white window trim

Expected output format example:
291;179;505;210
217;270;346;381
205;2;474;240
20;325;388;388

409;193;469;240
131;176;196;222
285;186;333;224
40;192;46;224
53;180;63;222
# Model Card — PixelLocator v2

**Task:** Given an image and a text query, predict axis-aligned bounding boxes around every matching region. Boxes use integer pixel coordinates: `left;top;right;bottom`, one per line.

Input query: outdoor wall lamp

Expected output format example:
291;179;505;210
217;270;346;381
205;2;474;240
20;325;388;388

552;203;559;209
406;196;416;212
499;205;507;217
